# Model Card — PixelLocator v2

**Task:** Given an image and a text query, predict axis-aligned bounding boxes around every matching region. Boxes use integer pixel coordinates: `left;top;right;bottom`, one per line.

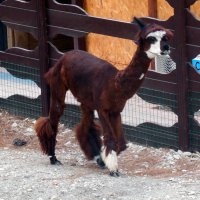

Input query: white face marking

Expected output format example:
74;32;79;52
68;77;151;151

145;30;166;59
101;146;118;172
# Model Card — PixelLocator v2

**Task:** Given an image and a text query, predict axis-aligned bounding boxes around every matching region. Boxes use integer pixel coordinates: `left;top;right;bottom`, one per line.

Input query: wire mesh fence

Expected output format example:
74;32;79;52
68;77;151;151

0;63;180;149
124;87;178;149
58;86;179;149
0;60;199;151
0;61;41;119
0;0;200;152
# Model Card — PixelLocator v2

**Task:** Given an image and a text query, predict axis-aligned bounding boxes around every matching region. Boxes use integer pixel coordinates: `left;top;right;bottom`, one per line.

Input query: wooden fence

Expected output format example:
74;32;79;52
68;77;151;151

0;0;200;152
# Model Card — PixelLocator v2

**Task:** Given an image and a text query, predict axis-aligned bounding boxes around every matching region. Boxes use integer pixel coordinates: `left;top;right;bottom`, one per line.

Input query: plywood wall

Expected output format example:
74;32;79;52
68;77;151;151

190;0;200;19
157;0;174;20
84;0;174;70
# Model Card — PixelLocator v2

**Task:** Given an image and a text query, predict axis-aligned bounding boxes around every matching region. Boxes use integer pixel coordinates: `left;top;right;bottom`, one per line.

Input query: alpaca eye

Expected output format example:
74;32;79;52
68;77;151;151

146;36;157;44
162;35;169;42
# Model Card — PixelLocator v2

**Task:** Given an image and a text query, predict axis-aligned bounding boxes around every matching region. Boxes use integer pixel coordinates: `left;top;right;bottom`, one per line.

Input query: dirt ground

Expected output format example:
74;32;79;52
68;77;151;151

1;110;200;200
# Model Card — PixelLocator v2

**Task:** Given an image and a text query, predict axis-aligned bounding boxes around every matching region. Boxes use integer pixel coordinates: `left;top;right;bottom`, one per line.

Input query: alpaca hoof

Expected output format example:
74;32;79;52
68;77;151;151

96;157;106;169
50;156;62;165
110;170;120;177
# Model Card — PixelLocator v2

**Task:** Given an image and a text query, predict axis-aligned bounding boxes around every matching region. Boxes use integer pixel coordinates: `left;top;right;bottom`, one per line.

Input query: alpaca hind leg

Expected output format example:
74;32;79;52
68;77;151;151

76;106;105;168
35;116;62;165
48;85;67;165
98;110;119;177
89;122;105;168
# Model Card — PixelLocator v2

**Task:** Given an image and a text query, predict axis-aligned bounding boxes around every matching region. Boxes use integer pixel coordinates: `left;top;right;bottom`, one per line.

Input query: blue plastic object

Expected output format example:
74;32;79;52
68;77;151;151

192;55;200;74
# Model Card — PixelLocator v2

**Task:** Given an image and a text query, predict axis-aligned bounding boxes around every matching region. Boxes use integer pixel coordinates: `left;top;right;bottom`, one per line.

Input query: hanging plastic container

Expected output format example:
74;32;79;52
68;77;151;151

192;55;200;74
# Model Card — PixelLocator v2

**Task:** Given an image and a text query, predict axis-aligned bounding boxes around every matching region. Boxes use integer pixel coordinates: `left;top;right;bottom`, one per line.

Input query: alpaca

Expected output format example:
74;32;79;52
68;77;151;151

35;18;173;177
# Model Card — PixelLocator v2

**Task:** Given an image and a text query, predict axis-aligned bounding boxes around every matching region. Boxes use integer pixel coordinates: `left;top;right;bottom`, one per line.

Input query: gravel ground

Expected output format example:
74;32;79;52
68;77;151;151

1;111;200;200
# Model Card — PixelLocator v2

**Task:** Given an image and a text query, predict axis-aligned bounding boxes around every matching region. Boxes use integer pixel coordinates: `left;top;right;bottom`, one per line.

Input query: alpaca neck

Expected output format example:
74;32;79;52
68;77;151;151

125;47;151;79
115;47;152;98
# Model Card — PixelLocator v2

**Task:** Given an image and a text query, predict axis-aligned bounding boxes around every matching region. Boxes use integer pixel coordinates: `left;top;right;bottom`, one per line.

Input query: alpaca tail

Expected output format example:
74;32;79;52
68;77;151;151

44;56;64;85
34;117;54;155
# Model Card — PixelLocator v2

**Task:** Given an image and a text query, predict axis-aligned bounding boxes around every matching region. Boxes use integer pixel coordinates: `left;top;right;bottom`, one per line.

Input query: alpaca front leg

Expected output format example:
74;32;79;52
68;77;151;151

109;112;127;154
98;110;119;176
101;146;119;177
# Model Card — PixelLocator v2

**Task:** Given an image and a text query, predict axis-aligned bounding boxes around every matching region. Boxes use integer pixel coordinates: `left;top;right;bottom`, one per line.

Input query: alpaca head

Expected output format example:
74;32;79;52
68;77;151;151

133;17;173;59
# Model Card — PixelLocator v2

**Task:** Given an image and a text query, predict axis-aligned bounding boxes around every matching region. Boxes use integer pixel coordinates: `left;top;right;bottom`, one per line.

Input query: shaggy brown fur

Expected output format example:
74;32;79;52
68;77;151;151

35;18;173;175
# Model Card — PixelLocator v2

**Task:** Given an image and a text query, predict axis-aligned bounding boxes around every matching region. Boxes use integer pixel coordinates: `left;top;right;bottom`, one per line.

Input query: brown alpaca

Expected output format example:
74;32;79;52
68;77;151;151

35;18;173;176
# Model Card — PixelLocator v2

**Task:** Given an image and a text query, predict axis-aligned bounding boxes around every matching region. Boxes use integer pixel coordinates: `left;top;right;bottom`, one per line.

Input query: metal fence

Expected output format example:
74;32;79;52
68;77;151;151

0;0;200;152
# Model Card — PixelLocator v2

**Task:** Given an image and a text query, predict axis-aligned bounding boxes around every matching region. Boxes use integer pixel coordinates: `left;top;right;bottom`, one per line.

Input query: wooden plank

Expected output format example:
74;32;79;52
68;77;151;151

5;47;38;58
186;44;200;62
188;63;200;85
186;10;200;27
48;0;87;14
0;0;36;10
141;70;177;93
0;6;37;27
186;0;198;7
3;22;38;40
186;26;200;47
48;42;63;60
165;0;175;8
189;80;200;93
48;25;87;39
141;78;176;93
146;69;177;83
47;10;139;40
0;51;39;67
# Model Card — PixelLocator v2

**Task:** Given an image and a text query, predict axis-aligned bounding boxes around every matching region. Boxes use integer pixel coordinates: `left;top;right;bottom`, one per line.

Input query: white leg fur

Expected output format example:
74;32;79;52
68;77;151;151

101;146;118;172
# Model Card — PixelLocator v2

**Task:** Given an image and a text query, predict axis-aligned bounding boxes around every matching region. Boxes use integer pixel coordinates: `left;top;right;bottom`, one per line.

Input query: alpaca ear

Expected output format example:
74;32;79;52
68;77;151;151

134;37;143;46
132;17;145;45
132;17;146;30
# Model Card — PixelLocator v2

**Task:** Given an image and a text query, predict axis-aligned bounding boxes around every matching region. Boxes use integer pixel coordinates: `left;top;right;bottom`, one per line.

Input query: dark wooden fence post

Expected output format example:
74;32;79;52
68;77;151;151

0;0;7;51
71;0;86;50
36;0;50;116
174;1;189;151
